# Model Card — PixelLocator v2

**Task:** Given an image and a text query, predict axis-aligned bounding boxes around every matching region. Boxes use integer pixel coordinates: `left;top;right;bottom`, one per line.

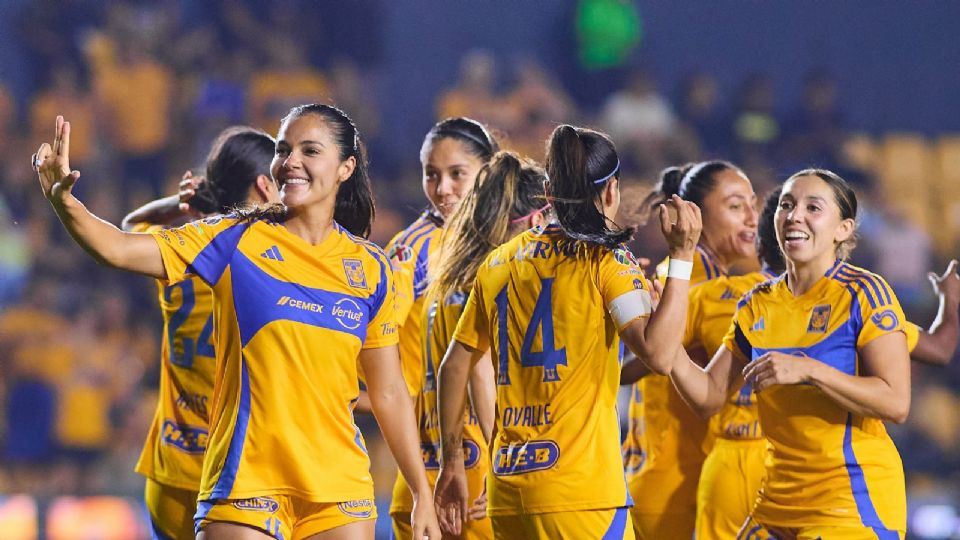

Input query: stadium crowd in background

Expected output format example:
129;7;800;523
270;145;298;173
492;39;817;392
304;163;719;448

1;1;959;538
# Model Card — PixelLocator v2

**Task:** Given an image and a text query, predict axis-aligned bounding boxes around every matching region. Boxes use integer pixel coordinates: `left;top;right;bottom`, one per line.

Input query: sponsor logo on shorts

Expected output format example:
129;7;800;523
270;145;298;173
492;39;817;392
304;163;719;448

337;499;375;518
232;497;279;513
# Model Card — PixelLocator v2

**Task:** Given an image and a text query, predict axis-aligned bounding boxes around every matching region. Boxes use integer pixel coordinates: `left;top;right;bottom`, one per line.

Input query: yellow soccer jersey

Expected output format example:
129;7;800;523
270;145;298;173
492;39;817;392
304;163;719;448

723;260;907;532
624;247;719;516
385;212;444;396
453;224;652;515
152;216;398;503
689;270;777;443
132;224;217;491
392;290;491;515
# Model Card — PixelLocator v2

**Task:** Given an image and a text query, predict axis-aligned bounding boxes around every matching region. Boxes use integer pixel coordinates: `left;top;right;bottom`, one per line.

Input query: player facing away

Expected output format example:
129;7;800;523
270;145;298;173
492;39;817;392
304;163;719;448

385;118;498;539
433;124;702;540
121;127;281;540
33;110;441;540
656;169;911;539
622;160;759;540
418;151;552;539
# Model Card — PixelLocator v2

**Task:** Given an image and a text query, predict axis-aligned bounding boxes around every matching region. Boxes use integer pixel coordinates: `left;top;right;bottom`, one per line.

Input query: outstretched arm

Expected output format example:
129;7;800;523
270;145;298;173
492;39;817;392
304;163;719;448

912;260;960;366
36;116;164;278
670;345;746;418
360;345;442;539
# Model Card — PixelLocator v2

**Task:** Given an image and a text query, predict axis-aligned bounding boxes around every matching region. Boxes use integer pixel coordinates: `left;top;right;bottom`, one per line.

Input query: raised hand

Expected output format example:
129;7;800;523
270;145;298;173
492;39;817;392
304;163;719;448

928;259;960;307
178;170;207;216
34;116;80;205
658;194;702;260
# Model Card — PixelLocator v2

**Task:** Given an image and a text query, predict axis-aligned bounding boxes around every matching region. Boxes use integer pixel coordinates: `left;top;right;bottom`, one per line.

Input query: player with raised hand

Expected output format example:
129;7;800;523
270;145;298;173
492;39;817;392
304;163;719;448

34;111;441;540
434;124;701;539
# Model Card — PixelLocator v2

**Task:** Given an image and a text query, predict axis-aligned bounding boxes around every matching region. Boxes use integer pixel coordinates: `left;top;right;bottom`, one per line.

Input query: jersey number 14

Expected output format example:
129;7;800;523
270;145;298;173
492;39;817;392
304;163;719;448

495;278;568;385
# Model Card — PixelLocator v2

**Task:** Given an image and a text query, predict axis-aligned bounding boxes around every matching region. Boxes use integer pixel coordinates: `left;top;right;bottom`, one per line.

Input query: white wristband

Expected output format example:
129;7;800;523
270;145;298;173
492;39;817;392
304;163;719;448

667;259;693;280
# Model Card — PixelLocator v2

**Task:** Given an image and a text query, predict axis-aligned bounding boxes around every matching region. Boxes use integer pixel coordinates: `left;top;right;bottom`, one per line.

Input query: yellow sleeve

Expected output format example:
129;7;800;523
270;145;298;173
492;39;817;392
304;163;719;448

151;216;248;285
721;301;753;364
128;222;163;234
599;247;652;329
386;235;417;325
451;278;490;352
362;253;400;349
903;321;921;353
855;273;908;349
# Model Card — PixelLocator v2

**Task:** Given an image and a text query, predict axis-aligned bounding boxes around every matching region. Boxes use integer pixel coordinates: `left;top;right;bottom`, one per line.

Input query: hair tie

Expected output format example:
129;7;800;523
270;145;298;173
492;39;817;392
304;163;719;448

511;204;551;224
678;161;709;198
593;160;621;185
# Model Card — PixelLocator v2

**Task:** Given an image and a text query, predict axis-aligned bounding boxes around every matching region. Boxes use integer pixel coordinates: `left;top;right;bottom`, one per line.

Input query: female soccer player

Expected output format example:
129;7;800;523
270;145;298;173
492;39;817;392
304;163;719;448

385;117;498;539
434;124;702;539
419;151;551;539
120;127;281;540
692;187;960;540
33;110;441;540
660;169;910;539
621;160;758;539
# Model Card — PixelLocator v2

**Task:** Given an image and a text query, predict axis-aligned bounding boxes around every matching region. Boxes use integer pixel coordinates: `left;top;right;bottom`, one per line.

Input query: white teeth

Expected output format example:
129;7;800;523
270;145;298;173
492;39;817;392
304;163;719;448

785;231;809;240
284;178;308;185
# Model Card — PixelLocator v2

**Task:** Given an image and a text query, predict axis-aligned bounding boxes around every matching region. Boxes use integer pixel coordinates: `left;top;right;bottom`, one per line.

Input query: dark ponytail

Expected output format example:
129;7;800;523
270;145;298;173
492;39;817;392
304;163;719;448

545;124;632;249
282;103;375;238
640;160;738;221
757;186;785;273
420;117;499;165
190;126;276;214
433;151;546;301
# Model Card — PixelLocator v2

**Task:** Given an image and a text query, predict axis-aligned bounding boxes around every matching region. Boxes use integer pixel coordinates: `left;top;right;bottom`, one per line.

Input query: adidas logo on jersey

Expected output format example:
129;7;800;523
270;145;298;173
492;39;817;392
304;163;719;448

261;245;284;261
750;317;765;332
720;287;736;300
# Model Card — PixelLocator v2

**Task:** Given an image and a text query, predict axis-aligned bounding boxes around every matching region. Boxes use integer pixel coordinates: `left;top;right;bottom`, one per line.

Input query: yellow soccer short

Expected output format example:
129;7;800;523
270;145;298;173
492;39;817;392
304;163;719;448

144;478;198;540
391;510;493;540
737;516;904;540
628;461;698;540
196;495;376;539
491;507;632;540
696;438;767;540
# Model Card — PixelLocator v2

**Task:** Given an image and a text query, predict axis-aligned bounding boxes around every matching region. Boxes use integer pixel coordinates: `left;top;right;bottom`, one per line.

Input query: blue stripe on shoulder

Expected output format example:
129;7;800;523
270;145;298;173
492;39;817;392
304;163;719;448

734;323;752;359
397;216;432;247
340;226;392;323
835;269;878;309
413;237;433;299
854;271;888;308
187;221;250;285
698;251;713;280
209;355;251;499
842;413;897;535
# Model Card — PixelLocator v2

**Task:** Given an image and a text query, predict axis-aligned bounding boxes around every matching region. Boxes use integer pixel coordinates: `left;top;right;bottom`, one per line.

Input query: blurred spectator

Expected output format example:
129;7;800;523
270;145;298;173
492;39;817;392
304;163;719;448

29;64;97;169
675;72;728;158
599;70;682;178
503;59;576;160
329;59;382;141
781;71;846;170
730;74;780;173
248;36;331;133
0;83;17;164
87;31;175;199
0;196;30;308
437;50;514;130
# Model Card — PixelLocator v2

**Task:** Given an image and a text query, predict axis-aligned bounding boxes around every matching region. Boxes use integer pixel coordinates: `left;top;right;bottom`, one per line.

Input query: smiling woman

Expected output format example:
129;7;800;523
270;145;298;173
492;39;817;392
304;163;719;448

665;168;911;539
32;110;441;540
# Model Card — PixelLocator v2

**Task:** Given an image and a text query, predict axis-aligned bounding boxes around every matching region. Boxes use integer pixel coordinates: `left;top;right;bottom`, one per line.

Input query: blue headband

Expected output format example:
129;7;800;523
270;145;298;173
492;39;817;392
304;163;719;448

594;160;621;185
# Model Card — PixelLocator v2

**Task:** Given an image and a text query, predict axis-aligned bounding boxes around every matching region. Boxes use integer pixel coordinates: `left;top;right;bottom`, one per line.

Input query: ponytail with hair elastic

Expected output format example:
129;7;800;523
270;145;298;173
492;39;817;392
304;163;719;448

432;151;546;302
640;160;739;223
544;124;632;249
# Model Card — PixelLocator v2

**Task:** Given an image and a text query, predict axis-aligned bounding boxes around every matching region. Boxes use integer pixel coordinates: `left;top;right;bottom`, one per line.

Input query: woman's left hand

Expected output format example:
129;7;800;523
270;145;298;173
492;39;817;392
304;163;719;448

742;351;818;392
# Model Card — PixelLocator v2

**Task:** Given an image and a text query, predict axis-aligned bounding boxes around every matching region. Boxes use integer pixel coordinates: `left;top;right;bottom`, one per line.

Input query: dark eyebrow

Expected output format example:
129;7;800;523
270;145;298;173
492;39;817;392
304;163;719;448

300;140;326;147
804;195;828;204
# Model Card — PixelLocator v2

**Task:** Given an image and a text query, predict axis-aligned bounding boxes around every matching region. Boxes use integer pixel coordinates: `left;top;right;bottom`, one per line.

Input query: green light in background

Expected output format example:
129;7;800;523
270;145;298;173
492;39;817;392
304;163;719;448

576;0;642;70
